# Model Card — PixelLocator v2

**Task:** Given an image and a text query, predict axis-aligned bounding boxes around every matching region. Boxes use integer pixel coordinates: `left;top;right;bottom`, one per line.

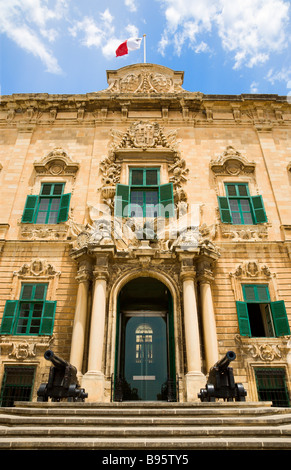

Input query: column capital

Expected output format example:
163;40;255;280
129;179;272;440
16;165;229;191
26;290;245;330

197;269;214;284
76;270;91;283
93;268;108;281
197;257;215;284
76;258;93;283
180;268;196;282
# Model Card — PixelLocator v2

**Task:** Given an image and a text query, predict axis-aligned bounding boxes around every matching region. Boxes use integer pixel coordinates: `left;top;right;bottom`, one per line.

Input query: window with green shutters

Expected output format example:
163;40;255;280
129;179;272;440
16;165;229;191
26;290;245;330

218;183;267;224
115;168;174;218
0;283;56;336
21;183;71;224
236;284;290;337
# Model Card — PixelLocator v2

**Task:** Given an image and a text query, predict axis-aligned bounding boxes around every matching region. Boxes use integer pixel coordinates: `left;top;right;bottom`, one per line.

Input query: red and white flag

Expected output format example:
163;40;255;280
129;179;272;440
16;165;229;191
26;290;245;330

116;37;142;57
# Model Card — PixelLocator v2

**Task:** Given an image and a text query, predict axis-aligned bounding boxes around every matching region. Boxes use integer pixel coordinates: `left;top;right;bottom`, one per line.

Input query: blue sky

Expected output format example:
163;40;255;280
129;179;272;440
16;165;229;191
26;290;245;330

0;0;291;97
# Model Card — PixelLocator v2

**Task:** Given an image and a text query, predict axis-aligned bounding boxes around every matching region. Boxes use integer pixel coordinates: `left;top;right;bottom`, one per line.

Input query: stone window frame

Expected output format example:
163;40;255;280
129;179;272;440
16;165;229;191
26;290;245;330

19;148;79;237
210;146;271;240
31;148;78;210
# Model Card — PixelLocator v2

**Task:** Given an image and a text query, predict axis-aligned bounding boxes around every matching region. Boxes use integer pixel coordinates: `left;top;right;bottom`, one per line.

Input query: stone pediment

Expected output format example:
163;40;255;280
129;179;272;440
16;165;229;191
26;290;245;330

104;64;193;95
33;147;79;177
210;146;256;176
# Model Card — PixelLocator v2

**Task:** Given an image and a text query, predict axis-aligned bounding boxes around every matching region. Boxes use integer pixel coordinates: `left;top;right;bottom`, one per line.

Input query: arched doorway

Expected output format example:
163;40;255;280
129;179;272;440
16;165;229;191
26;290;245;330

114;277;176;401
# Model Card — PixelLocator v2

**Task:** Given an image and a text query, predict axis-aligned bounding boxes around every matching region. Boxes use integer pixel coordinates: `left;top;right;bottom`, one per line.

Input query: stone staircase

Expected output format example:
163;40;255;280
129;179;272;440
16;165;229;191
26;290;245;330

0;401;291;450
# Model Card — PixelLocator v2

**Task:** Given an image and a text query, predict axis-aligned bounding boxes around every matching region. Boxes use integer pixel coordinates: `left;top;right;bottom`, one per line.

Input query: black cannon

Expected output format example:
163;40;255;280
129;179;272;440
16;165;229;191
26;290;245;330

198;351;247;402
37;350;88;402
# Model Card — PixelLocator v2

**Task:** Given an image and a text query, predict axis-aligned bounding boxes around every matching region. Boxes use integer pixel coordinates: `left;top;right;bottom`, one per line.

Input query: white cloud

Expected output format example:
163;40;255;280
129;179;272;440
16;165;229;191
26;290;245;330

125;0;137;12
158;0;290;69
250;81;259;93
217;0;290;69
266;67;291;85
126;24;139;38
69;10;117;57
70;17;106;48
100;8;114;25
69;8;140;60
0;0;67;73
195;41;210;54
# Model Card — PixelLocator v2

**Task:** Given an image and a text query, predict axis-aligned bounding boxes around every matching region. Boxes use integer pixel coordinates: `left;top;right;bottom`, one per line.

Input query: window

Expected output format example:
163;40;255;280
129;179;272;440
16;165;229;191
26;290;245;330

0;283;56;336
255;368;290;407
115;168;174;218
0;366;35;407
21;183;71;224
135;323;153;364
218;183;267;224
236;284;290;337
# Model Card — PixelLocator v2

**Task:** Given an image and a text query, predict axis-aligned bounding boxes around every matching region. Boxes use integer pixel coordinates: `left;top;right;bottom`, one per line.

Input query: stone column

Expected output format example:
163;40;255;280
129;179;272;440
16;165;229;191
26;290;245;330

180;269;206;401
81;267;108;401
69;262;91;375
198;264;219;372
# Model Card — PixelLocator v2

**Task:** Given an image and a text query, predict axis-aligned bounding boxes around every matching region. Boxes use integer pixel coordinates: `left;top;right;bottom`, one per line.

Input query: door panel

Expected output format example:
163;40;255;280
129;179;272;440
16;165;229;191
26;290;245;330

119;314;168;401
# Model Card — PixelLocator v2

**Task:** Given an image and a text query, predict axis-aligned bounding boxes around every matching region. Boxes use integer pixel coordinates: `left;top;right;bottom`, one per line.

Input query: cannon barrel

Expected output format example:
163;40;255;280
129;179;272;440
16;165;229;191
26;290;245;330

44;349;69;369
214;350;236;370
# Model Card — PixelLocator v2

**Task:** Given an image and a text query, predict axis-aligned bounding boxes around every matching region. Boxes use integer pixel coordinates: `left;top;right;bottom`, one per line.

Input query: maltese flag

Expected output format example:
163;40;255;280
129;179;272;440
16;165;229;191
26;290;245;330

116;37;142;57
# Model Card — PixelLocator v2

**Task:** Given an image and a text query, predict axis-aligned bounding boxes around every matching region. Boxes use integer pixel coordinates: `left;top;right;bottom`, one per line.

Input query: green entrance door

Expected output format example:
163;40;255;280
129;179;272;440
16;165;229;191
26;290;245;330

114;278;176;401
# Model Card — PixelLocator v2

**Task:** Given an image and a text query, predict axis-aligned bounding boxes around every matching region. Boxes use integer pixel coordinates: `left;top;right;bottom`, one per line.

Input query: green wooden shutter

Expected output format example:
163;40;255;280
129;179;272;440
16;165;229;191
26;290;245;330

236;301;251;336
256;285;270;302
270;301;290;336
21;195;38;223
115;184;130;217
159;183;174;218
57;193;71;223
40;301;56;335
251;195;267;223
218;196;232;223
243;285;270;302
0;301;18;334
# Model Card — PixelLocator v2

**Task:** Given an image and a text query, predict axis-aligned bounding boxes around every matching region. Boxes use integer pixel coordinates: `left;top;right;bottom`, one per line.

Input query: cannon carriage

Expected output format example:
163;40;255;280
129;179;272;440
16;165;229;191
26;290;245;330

37;350;88;402
198;351;247;402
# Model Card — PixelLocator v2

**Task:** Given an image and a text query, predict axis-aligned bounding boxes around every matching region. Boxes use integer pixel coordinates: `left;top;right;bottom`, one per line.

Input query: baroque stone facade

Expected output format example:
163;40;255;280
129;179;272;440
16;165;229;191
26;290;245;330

0;63;291;405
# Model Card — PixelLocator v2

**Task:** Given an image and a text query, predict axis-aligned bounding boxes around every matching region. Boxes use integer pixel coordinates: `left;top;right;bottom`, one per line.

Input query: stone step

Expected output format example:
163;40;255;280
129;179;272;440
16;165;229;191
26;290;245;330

1;424;291;436
1;436;291;450
0;401;290;450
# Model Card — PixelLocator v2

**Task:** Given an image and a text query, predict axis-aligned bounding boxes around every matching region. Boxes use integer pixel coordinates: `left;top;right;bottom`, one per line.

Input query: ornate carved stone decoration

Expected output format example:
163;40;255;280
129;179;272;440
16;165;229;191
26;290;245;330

109;121;181;151
13;258;61;279
104;64;188;94
230;260;273;279
0;336;54;361
220;222;269;241
235;335;291;362
99;120;188;210
229;260;277;302
33;147;79;177
20;224;68;240
210;146;256;176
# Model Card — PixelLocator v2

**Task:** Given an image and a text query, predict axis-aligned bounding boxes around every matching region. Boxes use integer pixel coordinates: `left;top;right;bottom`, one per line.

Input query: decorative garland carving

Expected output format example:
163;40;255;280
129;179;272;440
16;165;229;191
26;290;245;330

20;223;68;240
105;70;185;94
235;334;291;362
0;336;54;361
13;258;61;279
220;223;268;241
230;260;273;279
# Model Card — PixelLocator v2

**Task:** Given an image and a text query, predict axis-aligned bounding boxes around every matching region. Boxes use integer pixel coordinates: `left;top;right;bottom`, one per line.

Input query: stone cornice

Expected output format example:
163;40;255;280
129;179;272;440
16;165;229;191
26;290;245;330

1;62;290;126
0;92;289;109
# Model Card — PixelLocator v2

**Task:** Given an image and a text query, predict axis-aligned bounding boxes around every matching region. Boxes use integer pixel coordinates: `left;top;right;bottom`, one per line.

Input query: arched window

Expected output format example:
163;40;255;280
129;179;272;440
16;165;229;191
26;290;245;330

135;323;153;363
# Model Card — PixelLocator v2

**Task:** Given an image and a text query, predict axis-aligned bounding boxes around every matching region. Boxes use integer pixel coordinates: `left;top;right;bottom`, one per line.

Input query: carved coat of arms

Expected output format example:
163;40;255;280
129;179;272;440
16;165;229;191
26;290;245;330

129;121;160;148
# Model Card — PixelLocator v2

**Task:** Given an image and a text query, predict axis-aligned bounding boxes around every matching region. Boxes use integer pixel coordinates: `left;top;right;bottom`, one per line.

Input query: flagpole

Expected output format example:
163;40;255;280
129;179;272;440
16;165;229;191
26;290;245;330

143;34;146;63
